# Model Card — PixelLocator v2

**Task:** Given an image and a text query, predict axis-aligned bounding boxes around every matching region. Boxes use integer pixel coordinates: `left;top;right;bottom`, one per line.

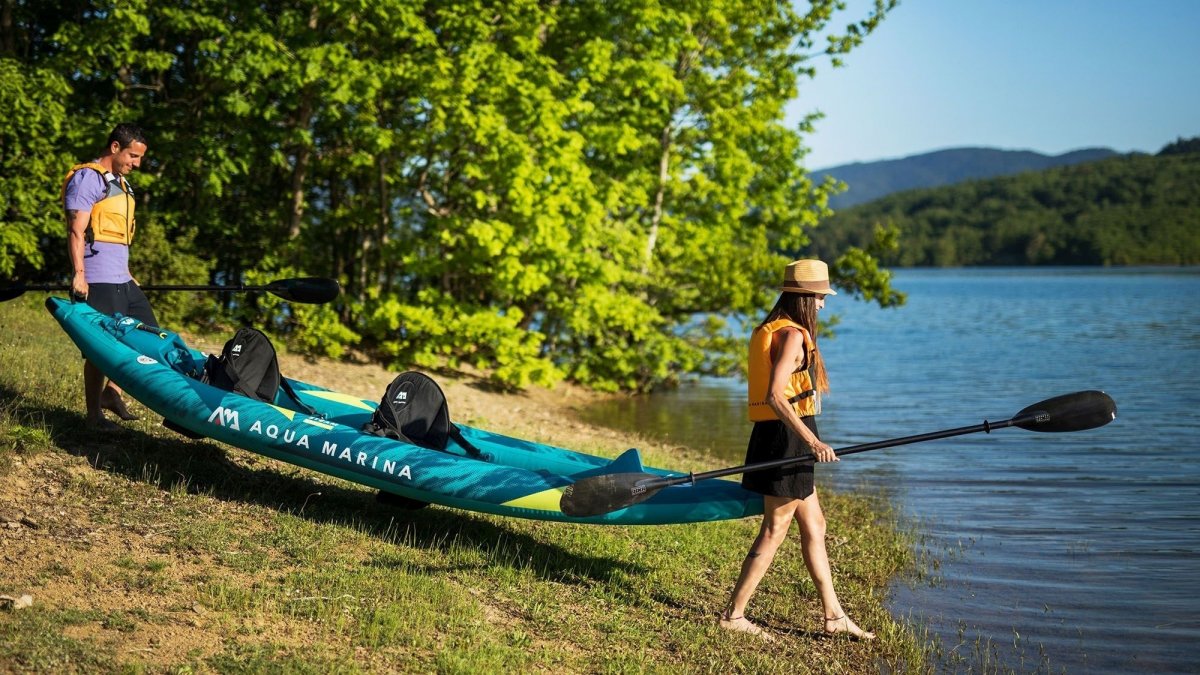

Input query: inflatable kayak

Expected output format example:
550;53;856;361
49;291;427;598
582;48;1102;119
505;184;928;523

46;297;763;525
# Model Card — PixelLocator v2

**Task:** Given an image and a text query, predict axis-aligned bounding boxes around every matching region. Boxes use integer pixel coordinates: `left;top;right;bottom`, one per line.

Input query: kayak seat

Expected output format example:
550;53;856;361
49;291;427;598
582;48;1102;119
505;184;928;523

201;326;317;417
361;371;484;458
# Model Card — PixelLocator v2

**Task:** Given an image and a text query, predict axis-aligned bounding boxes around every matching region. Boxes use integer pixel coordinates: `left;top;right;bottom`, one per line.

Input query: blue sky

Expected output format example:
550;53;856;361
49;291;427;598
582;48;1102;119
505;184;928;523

790;0;1200;170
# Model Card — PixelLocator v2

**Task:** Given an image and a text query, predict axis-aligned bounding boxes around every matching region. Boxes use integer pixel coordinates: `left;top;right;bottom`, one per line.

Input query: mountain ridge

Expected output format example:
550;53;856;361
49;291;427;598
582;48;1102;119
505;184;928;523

806;144;1199;267
811;146;1121;209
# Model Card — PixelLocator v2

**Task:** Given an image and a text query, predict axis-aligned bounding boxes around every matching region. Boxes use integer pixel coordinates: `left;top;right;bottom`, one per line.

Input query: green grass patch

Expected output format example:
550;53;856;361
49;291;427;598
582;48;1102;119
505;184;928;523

0;608;121;672
202;642;360;674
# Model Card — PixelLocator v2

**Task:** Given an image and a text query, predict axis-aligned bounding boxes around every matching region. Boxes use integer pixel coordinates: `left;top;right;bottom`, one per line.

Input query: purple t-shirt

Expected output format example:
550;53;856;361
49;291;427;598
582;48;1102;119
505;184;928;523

63;164;131;284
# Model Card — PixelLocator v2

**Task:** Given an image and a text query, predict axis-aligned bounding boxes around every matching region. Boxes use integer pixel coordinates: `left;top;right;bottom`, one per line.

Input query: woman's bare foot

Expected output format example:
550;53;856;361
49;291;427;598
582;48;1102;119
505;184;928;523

100;390;139;421
823;615;876;641
718;613;775;642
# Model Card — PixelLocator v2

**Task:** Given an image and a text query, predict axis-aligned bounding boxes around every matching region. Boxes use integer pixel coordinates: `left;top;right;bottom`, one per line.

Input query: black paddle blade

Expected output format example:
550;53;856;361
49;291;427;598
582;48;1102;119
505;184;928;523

0;287;29;302
265;277;341;304
0;283;68;301
1014;390;1116;432
560;472;667;517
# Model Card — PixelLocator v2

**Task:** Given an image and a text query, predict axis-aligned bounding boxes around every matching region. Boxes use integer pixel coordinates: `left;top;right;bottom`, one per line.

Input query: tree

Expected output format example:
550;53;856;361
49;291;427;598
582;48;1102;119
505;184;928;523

3;0;901;391
0;59;71;278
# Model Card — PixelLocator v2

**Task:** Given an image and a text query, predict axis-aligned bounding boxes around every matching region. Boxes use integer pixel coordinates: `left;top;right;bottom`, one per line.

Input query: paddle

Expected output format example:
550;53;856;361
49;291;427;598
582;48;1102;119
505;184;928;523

0;276;340;304
560;390;1117;517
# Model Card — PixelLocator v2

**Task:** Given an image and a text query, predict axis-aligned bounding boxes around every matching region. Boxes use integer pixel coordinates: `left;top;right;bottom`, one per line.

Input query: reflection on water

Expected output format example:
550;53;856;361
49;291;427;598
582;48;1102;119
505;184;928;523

581;377;752;461
580;267;1200;673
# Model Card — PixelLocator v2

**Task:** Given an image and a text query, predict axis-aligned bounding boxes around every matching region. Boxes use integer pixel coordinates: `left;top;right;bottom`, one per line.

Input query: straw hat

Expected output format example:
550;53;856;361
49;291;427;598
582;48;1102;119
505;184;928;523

779;259;837;295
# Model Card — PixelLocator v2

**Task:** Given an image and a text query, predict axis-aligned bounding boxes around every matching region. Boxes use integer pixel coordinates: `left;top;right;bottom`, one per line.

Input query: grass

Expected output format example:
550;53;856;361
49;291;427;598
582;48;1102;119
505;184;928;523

0;294;933;672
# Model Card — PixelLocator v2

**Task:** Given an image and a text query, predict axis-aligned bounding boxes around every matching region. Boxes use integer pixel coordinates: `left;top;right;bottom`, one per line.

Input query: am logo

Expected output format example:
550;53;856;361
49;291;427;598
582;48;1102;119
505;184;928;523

391;382;413;409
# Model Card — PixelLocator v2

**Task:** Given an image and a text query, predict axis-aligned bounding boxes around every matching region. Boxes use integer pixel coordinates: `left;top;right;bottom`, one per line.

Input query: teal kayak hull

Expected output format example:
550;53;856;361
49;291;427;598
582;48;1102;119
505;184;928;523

47;298;763;525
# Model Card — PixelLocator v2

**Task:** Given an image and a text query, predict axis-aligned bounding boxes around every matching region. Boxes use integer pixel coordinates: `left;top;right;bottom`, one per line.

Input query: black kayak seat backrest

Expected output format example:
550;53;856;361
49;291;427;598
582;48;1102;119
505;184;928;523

363;371;482;457
202;326;315;415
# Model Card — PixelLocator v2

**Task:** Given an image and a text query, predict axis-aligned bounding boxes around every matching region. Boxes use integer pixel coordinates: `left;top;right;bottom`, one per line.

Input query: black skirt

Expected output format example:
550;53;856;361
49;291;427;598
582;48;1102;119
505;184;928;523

740;417;819;500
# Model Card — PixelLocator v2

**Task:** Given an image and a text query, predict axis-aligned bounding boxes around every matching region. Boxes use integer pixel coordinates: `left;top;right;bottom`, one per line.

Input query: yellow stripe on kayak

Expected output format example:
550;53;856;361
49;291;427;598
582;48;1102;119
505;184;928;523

271;406;297;421
501;487;566;512
302;390;376;411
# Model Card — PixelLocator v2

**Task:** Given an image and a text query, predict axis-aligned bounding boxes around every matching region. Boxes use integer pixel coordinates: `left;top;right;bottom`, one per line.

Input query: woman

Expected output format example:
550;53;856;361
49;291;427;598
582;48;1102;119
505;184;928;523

718;259;874;641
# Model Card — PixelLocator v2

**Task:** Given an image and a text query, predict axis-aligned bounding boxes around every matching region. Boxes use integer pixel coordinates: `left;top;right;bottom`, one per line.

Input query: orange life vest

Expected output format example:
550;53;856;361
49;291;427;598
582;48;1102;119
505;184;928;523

61;162;136;246
746;318;820;421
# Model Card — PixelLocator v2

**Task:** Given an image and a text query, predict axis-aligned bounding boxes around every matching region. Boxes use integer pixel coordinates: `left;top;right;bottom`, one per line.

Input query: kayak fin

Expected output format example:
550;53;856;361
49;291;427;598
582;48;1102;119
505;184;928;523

608;448;645;474
569;448;645;481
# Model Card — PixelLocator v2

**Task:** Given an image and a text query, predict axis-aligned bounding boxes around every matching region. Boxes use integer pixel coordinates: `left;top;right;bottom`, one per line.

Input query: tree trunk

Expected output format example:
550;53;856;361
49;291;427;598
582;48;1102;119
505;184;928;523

376;154;390;295
286;5;321;241
287;126;310;241
643;122;672;274
642;41;701;274
1;0;15;57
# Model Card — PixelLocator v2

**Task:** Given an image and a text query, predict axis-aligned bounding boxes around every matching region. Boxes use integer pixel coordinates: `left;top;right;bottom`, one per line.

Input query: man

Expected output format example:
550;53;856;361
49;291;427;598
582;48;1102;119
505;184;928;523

63;123;157;429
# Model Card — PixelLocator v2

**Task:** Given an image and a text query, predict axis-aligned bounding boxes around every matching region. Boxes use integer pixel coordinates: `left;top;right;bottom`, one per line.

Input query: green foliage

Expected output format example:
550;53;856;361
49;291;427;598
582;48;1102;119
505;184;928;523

124;213;210;325
3;0;900;391
0;59;71;279
365;290;562;390
831;224;907;307
1159;136;1200;156
239;267;362;360
810;145;1200;267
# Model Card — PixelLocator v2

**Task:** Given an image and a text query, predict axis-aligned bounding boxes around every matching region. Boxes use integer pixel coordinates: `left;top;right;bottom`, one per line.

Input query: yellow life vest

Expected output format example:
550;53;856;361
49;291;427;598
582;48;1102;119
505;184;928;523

746;318;820;421
61;162;136;246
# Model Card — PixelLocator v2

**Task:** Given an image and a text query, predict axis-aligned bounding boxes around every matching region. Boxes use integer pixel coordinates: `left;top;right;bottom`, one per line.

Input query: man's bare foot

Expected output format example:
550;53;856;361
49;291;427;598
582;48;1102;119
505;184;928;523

86;416;122;431
823;615;876;641
100;390;139;421
718;613;775;642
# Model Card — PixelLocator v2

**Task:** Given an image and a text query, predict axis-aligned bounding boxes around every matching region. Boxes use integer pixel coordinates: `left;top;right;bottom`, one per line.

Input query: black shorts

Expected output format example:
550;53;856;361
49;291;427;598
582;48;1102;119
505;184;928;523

740;417;819;500
84;281;158;326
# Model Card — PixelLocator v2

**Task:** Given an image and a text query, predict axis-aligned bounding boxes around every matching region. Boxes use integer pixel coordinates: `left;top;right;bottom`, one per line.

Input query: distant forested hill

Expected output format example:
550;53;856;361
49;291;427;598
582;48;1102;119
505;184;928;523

812;147;1118;209
807;140;1200;266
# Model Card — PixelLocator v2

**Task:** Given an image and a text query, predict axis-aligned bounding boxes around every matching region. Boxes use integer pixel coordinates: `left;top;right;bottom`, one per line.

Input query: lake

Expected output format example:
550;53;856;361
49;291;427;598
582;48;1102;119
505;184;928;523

579;267;1200;672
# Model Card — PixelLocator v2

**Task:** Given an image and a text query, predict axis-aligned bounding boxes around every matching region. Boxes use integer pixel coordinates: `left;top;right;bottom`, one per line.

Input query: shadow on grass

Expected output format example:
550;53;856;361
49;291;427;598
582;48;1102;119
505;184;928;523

4;383;644;585
646;589;827;639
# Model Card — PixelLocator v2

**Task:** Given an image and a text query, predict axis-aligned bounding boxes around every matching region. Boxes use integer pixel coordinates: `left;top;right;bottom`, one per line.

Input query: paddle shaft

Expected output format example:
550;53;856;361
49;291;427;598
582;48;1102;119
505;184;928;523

9;283;282;292
137;284;274;292
1;276;340;304
560;390;1113;517
647;414;1032;492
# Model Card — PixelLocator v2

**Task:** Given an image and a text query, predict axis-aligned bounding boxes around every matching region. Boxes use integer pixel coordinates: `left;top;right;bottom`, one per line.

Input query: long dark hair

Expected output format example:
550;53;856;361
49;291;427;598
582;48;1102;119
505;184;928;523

758;292;829;392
